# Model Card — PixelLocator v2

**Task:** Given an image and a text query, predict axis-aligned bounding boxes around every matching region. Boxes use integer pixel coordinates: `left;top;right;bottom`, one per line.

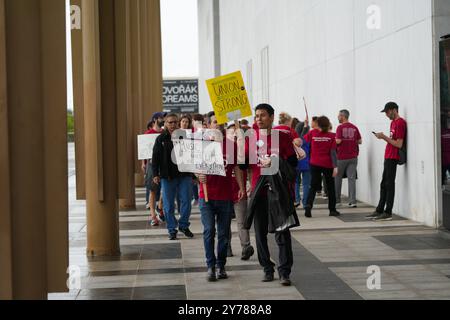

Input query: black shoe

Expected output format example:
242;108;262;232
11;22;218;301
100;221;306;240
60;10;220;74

366;211;382;220
180;228;194;238
227;246;234;258
280;276;292;287
217;268;228;280
156;206;165;222
305;207;312;218
241;245;255;261
262;272;274;282
373;212;393;221
207;268;217;282
169;233;177;241
329;210;341;217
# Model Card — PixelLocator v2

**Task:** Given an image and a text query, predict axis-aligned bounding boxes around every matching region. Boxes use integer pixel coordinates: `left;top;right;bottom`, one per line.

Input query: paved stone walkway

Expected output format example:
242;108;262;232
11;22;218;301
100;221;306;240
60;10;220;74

48;144;450;300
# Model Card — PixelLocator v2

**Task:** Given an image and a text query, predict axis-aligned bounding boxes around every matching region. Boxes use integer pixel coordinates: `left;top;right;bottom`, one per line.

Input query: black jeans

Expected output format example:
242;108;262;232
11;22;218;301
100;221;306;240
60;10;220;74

376;159;399;215
254;196;293;278
306;165;336;212
443;165;450;186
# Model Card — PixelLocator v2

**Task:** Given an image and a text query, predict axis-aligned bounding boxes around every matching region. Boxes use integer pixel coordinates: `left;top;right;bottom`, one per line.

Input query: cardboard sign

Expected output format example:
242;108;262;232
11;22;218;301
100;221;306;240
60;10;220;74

173;139;226;176
206;71;252;125
137;134;160;160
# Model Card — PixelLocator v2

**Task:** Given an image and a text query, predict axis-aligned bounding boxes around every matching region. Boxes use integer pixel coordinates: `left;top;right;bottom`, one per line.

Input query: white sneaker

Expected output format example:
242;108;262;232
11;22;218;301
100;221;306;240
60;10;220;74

145;203;150;210
192;199;199;207
348;203;357;208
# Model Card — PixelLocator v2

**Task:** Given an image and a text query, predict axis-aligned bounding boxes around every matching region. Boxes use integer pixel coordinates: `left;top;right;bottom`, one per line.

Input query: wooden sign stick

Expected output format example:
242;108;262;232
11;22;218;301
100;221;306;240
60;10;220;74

303;97;309;122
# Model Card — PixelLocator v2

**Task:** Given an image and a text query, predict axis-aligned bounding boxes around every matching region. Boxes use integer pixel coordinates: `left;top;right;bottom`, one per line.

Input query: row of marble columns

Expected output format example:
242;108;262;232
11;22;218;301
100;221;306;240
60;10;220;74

0;0;163;299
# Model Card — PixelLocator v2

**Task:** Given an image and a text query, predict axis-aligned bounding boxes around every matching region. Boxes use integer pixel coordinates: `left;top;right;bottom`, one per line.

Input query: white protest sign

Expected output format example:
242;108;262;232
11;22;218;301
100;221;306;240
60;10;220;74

172;139;226;176
137;134;160;160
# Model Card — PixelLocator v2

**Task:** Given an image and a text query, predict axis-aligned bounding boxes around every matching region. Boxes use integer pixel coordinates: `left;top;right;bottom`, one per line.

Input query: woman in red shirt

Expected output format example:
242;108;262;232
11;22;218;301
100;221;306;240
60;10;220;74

303;116;340;218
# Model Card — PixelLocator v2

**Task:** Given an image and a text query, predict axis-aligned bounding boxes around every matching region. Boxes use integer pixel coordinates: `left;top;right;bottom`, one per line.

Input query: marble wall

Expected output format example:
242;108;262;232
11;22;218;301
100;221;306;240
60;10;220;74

198;0;450;227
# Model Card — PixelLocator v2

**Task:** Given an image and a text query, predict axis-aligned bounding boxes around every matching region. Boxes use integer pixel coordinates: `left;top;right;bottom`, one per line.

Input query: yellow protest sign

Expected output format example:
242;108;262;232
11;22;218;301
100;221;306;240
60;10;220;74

206;71;252;125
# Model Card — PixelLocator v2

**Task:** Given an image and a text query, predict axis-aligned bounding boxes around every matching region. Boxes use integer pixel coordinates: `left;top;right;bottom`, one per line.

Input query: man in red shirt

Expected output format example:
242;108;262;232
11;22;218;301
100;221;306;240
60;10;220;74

367;102;407;221
273;112;302;147
335;110;362;208
241;104;298;286
197;113;246;282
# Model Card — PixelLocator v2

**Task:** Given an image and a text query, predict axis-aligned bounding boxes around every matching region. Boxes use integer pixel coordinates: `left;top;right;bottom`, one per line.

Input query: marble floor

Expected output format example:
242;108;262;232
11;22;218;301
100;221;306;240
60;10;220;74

49;144;450;300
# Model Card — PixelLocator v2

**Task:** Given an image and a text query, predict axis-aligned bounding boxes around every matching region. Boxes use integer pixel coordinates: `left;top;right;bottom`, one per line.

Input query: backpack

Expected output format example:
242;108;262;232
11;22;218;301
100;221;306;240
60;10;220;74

398;129;407;166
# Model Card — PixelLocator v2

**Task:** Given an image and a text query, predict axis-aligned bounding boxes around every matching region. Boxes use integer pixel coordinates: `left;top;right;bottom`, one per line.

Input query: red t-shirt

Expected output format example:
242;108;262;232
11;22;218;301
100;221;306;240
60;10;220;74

441;128;450;166
145;128;161;135
199;140;236;201
336;122;361;160
246;130;295;190
273;125;299;140
385;118;407;160
304;130;337;169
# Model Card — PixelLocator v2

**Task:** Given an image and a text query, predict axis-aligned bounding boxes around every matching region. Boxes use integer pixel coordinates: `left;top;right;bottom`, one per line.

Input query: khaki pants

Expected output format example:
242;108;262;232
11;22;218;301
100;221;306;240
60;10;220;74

233;198;251;249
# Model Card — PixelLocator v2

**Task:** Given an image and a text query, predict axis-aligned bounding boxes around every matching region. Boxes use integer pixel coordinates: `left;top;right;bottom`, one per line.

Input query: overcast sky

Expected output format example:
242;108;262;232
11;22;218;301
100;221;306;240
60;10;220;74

161;0;199;78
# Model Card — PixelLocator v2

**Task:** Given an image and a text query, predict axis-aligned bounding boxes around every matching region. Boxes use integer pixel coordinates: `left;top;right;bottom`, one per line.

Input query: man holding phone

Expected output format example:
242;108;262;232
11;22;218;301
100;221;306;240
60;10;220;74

367;102;407;221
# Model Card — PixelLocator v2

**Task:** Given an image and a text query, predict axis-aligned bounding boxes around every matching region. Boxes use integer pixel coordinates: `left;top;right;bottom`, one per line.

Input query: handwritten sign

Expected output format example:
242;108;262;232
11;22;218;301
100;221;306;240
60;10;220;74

137;134;160;160
206;71;252;125
173;139;226;176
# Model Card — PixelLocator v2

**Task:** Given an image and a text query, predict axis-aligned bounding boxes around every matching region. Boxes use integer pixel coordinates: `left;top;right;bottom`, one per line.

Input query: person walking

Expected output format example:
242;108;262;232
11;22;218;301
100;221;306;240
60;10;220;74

303;116;341;218
367;102;407;221
335;110;362;208
142;112;165;226
197;114;246;282
226;123;255;261
152;113;194;240
241;104;299;286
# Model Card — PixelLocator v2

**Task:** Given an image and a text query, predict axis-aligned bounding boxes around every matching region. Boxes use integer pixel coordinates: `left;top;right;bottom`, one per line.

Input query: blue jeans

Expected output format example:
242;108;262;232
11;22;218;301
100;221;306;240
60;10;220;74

199;199;233;269
295;170;311;208
161;177;193;234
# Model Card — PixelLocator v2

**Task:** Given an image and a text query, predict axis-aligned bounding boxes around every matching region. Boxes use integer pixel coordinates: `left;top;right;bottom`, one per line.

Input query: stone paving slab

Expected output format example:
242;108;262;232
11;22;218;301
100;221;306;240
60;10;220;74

51;152;450;300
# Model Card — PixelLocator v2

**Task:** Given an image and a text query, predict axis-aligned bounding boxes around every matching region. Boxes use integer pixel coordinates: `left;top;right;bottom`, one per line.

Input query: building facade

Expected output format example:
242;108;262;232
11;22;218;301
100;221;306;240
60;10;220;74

198;0;450;228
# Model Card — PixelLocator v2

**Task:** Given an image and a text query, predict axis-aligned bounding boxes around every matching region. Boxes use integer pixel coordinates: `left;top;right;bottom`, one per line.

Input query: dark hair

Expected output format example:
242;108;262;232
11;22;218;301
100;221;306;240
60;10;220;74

291;118;300;130
147;120;155;130
206;111;216;125
255;104;275;116
339;109;350;119
207;111;216;118
240;119;249;126
317;116;331;133
192;114;204;122
180;114;193;129
312;116;319;122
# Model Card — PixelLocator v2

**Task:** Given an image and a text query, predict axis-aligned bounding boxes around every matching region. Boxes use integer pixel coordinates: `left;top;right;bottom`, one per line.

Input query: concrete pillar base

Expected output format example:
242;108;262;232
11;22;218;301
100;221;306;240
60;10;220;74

86;248;121;257
119;199;136;210
135;173;145;187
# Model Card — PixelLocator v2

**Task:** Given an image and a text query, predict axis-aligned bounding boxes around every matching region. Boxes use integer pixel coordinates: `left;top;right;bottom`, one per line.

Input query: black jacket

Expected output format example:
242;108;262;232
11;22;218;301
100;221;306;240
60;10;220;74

245;157;300;233
152;130;192;180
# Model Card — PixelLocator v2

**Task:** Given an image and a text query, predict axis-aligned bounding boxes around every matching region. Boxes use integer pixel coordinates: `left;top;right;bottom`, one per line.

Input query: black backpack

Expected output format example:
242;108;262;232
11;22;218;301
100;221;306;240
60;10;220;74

398;130;407;166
